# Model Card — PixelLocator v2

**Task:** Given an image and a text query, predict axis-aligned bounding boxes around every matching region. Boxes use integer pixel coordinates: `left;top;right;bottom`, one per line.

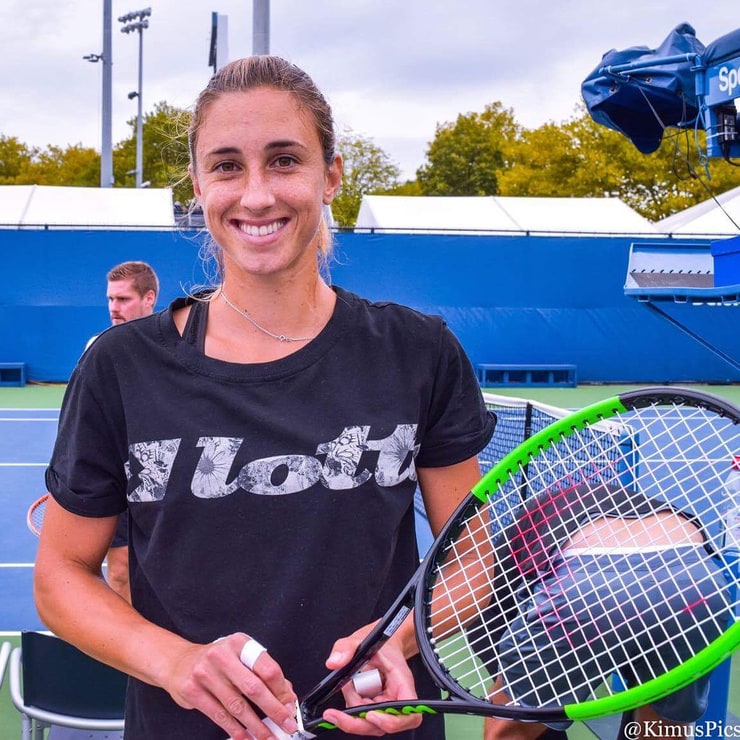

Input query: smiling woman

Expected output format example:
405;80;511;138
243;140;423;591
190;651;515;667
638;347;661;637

184;60;343;362
34;55;496;740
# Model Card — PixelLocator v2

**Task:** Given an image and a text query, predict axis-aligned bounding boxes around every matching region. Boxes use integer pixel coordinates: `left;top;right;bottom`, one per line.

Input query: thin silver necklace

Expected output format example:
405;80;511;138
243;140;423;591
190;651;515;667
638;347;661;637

220;290;316;343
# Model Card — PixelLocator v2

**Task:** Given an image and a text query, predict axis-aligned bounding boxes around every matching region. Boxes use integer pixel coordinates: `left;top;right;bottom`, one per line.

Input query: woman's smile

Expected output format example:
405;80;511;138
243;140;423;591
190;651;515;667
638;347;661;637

235;217;289;238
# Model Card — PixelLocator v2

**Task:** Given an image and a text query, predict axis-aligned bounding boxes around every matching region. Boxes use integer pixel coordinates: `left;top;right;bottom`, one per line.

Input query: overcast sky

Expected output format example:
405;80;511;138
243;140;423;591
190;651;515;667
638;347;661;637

0;1;734;179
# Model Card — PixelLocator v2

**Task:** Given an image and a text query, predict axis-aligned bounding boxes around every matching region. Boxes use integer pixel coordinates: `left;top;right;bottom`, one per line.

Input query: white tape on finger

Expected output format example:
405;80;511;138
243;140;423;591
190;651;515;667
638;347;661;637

352;668;383;698
239;639;267;671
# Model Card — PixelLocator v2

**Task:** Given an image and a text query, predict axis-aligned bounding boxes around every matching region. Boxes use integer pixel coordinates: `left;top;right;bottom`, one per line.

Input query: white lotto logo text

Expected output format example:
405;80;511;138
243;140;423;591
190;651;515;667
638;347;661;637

623;721;740;738
718;64;740;96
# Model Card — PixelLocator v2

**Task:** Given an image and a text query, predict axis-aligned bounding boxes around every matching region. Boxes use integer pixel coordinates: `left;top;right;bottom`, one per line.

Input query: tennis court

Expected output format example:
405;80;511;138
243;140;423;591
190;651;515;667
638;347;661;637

1;382;738;738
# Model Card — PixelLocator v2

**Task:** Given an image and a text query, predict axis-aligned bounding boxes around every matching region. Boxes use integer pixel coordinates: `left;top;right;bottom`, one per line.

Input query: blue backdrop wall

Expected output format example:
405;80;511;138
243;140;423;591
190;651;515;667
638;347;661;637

1;229;737;383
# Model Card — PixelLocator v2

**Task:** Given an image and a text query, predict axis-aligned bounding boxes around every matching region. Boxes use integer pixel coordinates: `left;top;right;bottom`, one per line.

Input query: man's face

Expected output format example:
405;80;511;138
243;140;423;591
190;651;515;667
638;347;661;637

107;279;155;325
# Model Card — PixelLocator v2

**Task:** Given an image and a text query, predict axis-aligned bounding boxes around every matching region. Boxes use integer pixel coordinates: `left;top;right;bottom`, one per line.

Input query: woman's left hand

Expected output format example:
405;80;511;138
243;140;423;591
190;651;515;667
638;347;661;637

320;632;423;736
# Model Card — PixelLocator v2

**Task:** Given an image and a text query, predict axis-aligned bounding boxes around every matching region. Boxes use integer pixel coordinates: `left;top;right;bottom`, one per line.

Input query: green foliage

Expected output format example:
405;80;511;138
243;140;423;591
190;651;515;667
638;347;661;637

114;101;193;202
0;136;35;183
331;129;401;228
416;102;520;196
420;101;740;221
386;180;423;196
29;145;100;186
497;109;740;220
0;135;99;186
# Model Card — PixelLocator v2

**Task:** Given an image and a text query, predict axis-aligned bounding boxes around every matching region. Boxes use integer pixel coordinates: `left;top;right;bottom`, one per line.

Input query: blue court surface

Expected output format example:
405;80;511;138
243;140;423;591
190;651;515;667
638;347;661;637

0;408;58;633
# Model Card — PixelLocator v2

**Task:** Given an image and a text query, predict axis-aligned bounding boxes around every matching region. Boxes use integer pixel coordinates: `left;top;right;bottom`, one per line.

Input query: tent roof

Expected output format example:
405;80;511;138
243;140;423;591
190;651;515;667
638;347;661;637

656;185;740;237
0;185;176;229
355;195;658;235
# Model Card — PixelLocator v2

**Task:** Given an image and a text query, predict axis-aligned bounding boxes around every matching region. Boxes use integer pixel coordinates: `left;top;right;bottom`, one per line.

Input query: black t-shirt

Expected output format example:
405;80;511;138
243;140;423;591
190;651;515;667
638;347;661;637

46;286;495;739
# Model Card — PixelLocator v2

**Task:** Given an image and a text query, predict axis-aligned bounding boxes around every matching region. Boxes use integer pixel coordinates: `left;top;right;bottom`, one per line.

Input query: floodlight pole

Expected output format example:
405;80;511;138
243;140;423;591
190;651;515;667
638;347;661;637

253;0;269;55
134;24;144;188
83;0;114;187
101;0;113;187
119;8;151;188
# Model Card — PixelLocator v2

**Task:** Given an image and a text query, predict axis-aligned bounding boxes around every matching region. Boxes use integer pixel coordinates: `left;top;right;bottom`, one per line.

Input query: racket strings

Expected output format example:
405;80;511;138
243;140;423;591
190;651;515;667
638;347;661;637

27;494;48;537
500;547;726;706
424;399;738;709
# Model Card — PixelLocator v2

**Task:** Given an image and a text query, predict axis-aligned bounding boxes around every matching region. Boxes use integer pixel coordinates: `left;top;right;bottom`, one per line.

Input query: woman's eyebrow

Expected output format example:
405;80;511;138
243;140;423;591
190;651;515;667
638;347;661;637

203;141;308;157
203;146;242;158
265;139;308;151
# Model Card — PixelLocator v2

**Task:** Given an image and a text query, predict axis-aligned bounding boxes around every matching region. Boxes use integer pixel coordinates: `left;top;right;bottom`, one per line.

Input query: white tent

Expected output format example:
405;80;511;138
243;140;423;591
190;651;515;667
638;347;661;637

656;185;740;238
355;195;658;236
0;185;176;229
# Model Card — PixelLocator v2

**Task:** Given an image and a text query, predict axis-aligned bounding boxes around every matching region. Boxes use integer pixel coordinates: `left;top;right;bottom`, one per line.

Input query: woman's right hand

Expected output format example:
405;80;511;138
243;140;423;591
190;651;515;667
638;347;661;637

34;504;296;738
164;634;299;739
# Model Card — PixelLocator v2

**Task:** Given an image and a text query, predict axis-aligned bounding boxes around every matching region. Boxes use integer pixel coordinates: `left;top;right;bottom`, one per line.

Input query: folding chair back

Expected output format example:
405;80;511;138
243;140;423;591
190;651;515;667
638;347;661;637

9;632;126;738
20;631;127;720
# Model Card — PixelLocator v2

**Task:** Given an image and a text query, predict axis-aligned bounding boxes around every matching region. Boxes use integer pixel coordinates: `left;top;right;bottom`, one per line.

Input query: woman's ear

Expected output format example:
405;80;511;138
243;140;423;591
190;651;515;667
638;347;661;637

323;154;343;205
189;164;202;199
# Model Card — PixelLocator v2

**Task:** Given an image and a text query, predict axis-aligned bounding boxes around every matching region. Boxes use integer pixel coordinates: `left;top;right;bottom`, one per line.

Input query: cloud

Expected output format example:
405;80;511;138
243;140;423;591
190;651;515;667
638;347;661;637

0;0;734;178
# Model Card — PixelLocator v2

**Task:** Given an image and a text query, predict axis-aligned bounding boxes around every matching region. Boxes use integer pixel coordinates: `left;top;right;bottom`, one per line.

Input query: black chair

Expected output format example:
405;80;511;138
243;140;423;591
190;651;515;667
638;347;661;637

8;631;126;739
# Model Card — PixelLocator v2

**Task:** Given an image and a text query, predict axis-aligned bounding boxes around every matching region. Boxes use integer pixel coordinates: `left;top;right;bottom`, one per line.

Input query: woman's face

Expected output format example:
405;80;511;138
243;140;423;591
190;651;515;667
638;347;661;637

190;87;341;281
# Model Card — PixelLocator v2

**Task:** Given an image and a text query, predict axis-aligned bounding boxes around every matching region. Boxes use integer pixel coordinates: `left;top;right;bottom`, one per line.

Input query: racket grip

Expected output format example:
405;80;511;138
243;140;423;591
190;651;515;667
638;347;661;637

352;668;383;697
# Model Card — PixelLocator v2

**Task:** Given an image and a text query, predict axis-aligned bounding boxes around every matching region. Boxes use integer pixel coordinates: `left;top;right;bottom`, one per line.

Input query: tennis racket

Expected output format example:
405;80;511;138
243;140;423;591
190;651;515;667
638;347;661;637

288;386;740;735
26;493;49;537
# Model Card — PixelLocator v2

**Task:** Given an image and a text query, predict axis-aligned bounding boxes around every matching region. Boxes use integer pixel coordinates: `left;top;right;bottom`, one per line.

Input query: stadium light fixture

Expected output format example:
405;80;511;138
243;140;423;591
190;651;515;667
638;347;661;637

118;7;151;188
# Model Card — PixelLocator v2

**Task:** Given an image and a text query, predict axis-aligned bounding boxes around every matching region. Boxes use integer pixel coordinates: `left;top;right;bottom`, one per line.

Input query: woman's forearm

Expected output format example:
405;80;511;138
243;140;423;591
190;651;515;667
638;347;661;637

34;555;188;688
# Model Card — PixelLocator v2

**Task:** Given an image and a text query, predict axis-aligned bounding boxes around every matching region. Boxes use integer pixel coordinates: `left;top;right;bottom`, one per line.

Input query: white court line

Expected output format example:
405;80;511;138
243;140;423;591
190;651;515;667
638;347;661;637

0;563;35;568
0;463;48;467
0;417;58;422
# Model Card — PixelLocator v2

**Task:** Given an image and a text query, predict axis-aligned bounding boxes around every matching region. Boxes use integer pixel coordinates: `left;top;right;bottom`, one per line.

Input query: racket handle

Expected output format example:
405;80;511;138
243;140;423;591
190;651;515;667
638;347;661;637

352;668;383;697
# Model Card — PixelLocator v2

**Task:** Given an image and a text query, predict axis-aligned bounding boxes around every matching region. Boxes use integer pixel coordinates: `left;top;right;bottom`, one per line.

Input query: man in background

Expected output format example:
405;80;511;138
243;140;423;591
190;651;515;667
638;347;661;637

86;261;159;350
86;261;160;601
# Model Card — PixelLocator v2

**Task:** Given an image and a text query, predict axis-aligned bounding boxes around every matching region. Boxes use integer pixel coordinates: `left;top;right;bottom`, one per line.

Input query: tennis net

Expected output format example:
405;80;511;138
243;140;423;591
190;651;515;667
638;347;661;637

477;392;576;473
414;393;576;520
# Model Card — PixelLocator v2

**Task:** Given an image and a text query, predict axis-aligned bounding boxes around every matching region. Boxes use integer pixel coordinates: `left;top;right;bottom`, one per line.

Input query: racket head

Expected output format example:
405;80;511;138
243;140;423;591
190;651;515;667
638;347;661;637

27;493;50;537
416;386;740;724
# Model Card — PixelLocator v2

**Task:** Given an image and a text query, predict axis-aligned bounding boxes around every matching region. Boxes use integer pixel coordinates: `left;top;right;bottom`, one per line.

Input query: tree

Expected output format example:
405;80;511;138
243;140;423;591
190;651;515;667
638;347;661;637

416;102;520;196
0;136;35;183
496;106;740;221
26;144;100;187
331;129;401;228
114;101;193;202
385;180;423;196
0;135;99;186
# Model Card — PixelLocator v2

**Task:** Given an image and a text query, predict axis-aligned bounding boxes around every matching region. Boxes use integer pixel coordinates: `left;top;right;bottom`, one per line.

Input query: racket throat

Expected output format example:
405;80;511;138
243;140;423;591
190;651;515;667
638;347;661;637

300;594;416;719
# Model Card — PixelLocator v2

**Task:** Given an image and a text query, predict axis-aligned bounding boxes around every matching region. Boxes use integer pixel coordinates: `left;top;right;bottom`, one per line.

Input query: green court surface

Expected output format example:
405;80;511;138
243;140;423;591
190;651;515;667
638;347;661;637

485;383;740;408
0;383;68;408
1;382;738;738
1;381;739;410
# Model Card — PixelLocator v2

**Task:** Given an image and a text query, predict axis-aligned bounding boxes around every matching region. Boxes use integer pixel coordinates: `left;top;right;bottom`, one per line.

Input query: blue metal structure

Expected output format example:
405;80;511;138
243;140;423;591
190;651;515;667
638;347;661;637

582;23;740;162
697;28;740;159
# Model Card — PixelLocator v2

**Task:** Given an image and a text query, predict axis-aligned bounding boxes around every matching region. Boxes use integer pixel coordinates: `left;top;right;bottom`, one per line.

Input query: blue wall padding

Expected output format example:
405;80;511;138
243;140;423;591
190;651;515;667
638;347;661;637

0;229;737;383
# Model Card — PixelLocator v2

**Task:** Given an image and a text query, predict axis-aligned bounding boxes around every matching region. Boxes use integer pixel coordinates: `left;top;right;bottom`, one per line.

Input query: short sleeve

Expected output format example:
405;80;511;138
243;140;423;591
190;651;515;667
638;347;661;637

415;323;496;468
45;355;129;518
